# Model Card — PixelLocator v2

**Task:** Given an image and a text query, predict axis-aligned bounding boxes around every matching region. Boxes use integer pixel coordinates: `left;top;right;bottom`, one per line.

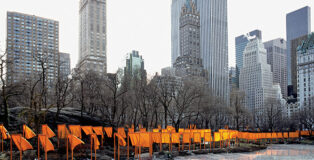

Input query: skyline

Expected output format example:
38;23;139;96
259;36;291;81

0;0;313;77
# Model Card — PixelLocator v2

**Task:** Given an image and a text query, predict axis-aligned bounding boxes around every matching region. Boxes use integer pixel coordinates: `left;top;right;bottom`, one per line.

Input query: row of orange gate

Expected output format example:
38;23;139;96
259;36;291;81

0;124;312;160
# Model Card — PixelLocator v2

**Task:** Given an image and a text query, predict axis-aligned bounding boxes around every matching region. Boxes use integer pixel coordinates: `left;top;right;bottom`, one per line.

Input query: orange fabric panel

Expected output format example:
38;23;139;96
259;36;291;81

283;132;288;138
182;133;190;143
38;134;54;152
41;124;55;138
140;128;146;133
128;128;134;133
229;130;238;139
91;134;100;150
0;125;10;139
153;129;159;133
171;133;180;144
152;132;161;143
139;132;151;147
277;132;283;138
23;125;36;139
68;134;84;150
104;127;112;138
81;126;94;135
158;125;161;130
117;128;126;138
11;134;33;151
162;133;170;144
92;127;103;136
204;132;212;142
214;132;221;142
58;124;69;139
219;129;228;133
178;128;185;133
162;129;168;133
129;133;139;146
193;132;201;143
300;131;310;136
266;133;272;139
222;132;230;140
289;132;299;138
271;133;278;139
166;126;174;131
116;133;126;146
69;125;81;139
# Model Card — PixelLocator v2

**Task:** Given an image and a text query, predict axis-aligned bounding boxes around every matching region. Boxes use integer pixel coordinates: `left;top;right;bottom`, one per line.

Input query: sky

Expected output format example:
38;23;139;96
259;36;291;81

0;0;313;77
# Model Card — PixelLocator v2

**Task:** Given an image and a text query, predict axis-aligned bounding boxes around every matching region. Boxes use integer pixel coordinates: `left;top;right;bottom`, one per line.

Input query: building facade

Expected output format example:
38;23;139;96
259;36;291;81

290;35;309;97
173;0;206;79
286;6;311;87
59;52;71;77
235;30;262;88
239;38;276;119
124;50;146;80
297;33;314;109
171;0;229;101
229;67;237;92
264;38;287;98
6;11;59;86
78;0;107;74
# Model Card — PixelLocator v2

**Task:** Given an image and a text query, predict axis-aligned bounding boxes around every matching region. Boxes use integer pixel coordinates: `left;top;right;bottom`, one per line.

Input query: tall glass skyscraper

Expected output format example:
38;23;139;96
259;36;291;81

235;30;262;88
171;0;229;101
286;6;311;87
78;0;107;74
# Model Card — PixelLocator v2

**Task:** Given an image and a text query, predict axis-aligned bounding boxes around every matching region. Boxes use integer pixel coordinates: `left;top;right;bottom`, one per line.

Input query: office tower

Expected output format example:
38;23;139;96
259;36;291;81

297;33;314;109
235;30;262;88
171;0;229;101
286;6;311;88
173;0;206;79
6;11;59;86
124;50;146;80
240;38;276;119
264;38;288;98
290;35;308;96
78;0;107;74
59;52;71;77
161;67;175;77
229;67;236;92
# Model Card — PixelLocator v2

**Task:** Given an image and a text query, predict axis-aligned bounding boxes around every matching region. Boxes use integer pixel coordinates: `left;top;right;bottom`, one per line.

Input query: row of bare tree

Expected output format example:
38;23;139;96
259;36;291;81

0;51;312;132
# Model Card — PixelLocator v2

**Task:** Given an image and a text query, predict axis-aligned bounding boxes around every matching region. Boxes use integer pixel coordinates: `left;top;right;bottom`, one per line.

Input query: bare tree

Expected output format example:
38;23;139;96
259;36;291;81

230;88;246;130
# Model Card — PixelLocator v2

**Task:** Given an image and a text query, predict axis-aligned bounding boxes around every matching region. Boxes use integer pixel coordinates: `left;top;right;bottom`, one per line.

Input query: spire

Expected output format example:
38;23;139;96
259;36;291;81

185;0;192;12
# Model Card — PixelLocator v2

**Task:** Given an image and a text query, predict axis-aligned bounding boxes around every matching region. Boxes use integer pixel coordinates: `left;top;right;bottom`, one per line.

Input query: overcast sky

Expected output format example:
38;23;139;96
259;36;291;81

0;0;313;76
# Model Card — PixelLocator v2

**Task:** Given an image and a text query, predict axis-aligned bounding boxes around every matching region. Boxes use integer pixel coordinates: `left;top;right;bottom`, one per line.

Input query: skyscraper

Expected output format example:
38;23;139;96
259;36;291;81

78;0;107;74
6;11;59;86
173;0;206;79
240;38;276;119
59;52;71;77
264;38;287;98
286;6;311;87
124;50;146;80
171;0;229;101
297;33;314;109
235;30;262;88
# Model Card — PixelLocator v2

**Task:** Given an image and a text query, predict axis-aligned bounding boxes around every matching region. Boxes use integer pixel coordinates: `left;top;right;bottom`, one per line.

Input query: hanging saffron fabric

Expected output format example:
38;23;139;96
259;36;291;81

57;124;69;139
69;125;82;139
81;126;94;135
11;134;33;151
23;125;36;139
117;128;126;138
41;124;55;138
68;134;84;150
104;127;113;138
38;134;54;152
171;133;180;144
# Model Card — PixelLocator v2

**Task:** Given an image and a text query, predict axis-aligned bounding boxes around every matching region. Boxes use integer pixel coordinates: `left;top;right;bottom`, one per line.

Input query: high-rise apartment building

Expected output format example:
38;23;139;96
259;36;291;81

264;38;287;98
235;30;262;88
173;0;206;79
240;38;276;119
286;6;311;88
297;33;314;109
59;52;71;77
171;0;229;101
6;11;59;86
78;0;107;74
